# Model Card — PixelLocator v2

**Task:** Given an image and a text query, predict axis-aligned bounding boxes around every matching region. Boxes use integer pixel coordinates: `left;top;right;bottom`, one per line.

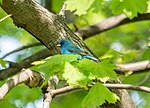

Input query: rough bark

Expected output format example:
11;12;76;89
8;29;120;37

1;0;135;107
1;0;98;59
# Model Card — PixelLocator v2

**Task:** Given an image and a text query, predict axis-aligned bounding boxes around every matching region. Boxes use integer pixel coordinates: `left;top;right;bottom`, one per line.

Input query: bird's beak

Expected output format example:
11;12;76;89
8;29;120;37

57;44;61;47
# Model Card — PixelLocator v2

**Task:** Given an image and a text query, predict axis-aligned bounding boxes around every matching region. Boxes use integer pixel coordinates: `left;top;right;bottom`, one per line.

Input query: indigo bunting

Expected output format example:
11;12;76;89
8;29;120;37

57;39;98;62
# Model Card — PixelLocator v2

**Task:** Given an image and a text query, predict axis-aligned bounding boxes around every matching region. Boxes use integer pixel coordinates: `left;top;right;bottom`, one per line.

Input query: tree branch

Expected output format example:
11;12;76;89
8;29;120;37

75;13;150;39
52;86;79;97
0;49;51;80
0;69;44;100
103;83;150;93
116;60;150;73
1;0;99;60
51;83;150;98
2;42;42;58
1;68;150;103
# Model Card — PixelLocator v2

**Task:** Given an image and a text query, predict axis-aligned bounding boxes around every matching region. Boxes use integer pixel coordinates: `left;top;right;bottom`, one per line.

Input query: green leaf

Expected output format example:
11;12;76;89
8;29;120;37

122;50;138;62
100;49;122;60
142;48;150;60
147;0;150;13
78;59;117;82
82;82;119;108
32;54;78;72
111;0;148;19
62;62;90;86
66;0;103;16
52;0;64;13
66;0;95;16
31;54;79;81
139;92;150;108
32;54;78;65
0;100;16;108
51;90;87;108
7;85;42;105
0;58;7;68
123;72;149;85
32;55;116;86
97;60;117;82
31;60;45;65
87;0;103;13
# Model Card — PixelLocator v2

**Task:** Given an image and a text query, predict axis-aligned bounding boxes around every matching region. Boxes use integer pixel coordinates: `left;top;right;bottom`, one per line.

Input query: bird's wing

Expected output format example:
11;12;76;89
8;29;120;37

68;45;90;56
79;49;90;55
67;44;81;53
66;41;91;56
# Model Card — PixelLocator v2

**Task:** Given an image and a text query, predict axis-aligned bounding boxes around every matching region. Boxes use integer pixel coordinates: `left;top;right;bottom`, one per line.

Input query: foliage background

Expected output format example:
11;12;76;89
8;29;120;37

0;0;150;108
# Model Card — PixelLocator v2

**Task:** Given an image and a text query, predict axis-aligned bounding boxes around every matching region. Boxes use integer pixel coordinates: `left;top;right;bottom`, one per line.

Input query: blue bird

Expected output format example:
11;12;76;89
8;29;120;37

57;39;98;62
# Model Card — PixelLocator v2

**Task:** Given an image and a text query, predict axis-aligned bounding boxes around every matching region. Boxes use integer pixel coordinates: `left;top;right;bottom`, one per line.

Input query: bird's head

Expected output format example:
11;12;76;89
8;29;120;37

57;39;70;47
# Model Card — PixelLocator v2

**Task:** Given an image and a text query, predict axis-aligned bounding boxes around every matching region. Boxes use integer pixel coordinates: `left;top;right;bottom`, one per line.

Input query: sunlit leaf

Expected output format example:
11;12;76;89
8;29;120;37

31;54;78;72
62;62;90;86
122;50;138;62
87;0;103;13
32;60;45;65
100;49;122;60
0;58;7;68
147;0;150;13
111;0;148;19
31;54;79;81
78;59;117;82
82;82;119;108
66;0;94;16
45;54;79;64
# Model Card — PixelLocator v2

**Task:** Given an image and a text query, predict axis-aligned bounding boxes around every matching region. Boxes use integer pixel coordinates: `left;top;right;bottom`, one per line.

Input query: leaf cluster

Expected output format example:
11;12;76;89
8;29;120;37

66;0;149;19
32;54;119;107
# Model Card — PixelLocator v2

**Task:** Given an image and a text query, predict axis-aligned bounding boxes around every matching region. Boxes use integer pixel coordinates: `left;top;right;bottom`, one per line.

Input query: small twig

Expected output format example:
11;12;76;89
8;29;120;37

2;42;42;58
103;83;150;93
42;75;59;108
52;86;79;96
59;1;67;16
0;14;12;22
50;83;150;98
0;69;44;100
139;72;150;86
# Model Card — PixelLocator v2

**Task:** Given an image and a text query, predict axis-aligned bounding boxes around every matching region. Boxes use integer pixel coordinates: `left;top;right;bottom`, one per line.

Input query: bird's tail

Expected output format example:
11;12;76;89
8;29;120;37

83;55;99;62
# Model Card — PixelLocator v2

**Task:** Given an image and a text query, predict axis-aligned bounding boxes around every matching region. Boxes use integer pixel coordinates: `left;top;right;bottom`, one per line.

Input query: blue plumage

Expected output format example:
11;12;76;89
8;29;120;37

58;39;98;62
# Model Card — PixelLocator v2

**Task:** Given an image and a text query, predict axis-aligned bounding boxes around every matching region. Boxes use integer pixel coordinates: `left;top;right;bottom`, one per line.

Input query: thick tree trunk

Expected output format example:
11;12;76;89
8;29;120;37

1;0;135;107
1;0;98;59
